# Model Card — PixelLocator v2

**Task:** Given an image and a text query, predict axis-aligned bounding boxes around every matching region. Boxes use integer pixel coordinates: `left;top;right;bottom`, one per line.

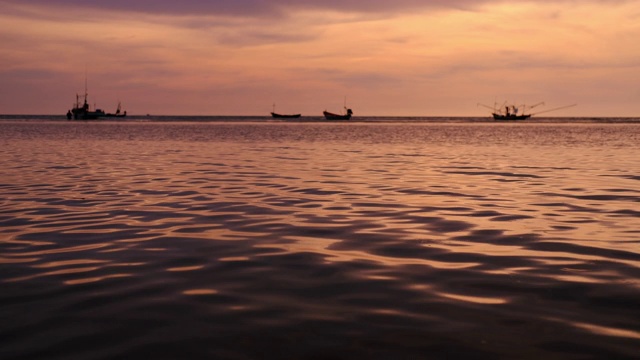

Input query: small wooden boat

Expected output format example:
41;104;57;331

323;108;353;120
271;112;301;119
105;102;127;118
270;104;300;119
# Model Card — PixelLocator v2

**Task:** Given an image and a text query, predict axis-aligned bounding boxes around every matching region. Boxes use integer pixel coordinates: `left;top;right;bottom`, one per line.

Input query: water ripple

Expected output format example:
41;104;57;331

1;121;639;359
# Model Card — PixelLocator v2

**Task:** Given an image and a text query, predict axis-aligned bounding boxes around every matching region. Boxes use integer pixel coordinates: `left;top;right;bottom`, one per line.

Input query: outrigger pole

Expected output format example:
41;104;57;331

524;102;544;113
531;103;577;116
477;103;496;111
478;101;547;114
477;101;508;113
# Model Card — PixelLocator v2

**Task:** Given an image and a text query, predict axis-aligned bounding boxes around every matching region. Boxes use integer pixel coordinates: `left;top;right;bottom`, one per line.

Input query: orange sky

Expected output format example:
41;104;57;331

0;1;638;116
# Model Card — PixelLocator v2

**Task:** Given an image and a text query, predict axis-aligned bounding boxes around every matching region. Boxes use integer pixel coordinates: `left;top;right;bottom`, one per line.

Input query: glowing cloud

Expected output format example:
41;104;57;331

0;0;638;115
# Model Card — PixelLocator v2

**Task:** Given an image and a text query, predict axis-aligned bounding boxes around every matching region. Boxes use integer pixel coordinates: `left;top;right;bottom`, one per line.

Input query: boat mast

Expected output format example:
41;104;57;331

83;67;89;110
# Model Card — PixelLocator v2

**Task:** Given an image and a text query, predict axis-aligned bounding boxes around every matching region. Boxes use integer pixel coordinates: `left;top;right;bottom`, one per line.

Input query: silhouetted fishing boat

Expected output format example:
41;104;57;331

66;75;126;120
478;101;576;121
492;113;531;121
271;112;301;119
489;102;539;121
324;97;353;120
67;92;105;120
323;109;353;120
270;104;300;118
105;102;127;118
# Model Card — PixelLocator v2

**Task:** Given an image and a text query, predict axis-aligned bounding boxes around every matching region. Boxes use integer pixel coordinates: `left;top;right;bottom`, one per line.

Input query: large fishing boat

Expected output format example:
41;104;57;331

67;92;106;120
489;102;541;121
66;76;126;120
492;113;530;120
478;101;575;121
492;106;532;121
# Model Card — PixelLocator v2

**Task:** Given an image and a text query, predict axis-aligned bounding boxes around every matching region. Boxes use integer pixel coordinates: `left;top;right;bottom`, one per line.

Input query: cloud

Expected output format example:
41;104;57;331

1;0;638;116
4;0;634;19
2;0;485;18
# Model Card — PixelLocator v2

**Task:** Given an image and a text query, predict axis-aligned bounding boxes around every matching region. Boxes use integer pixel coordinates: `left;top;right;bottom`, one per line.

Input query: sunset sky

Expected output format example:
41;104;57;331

0;0;638;116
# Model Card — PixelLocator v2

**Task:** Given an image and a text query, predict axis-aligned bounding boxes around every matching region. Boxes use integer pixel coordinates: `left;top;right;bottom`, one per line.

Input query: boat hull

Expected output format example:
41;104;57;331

70;109;106;120
271;112;301;119
492;113;531;121
105;113;127;118
323;111;351;120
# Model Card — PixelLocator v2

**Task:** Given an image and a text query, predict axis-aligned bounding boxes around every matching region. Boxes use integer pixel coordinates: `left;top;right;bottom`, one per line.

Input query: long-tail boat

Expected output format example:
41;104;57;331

323;108;353;120
271;112;301;118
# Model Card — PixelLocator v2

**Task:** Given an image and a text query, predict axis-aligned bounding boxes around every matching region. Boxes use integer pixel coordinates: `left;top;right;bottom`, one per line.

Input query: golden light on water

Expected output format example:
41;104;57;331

167;265;205;272
1;120;639;358
438;292;508;305
183;289;219;296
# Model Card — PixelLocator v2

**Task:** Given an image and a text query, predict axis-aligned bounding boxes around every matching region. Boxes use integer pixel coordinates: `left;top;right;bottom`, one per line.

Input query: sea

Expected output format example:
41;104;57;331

1;116;639;359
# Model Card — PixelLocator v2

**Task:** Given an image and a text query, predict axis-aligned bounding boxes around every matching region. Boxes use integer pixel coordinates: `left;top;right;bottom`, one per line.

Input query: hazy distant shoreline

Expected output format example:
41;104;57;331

1;115;639;123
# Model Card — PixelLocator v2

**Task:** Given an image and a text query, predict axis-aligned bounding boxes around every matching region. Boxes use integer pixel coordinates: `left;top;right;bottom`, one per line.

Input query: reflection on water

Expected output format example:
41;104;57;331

1;120;639;359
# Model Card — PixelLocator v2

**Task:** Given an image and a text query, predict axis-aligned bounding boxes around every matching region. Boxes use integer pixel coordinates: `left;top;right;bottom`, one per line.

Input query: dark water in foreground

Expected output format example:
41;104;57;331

1;119;639;359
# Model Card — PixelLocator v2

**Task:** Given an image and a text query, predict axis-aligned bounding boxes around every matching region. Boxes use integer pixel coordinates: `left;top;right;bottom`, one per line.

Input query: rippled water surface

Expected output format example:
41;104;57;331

1;120;639;359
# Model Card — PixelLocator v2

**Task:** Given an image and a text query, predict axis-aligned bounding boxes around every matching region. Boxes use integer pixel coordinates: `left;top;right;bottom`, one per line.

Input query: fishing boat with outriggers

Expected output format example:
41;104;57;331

270;104;300;118
478;101;576;121
492;108;532;121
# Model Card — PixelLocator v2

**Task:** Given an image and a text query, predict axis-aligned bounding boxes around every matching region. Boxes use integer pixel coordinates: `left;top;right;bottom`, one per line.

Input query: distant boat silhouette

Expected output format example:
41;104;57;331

67;77;126;120
323;109;353;120
105;102;127;118
68;92;105;120
492;112;531;121
324;97;353;120
270;103;300;118
271;112;301;119
489;102;539;121
479;101;576;121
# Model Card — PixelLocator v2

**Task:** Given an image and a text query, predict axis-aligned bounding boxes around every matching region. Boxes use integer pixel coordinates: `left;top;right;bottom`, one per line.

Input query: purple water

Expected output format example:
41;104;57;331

1;119;639;359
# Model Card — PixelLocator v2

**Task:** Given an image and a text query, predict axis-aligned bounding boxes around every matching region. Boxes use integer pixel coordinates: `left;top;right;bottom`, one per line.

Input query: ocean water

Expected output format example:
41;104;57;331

1;118;639;359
